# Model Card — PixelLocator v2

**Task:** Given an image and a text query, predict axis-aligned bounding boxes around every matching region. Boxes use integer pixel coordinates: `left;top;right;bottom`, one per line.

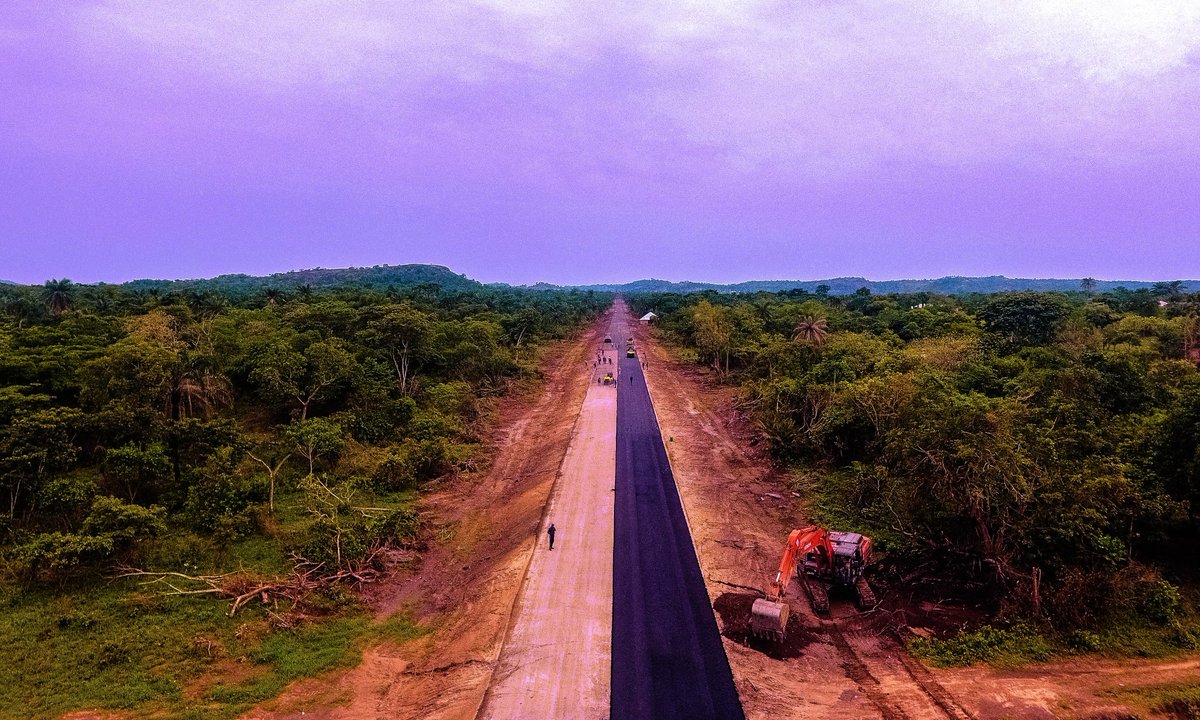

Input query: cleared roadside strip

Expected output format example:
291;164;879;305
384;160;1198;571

475;321;619;720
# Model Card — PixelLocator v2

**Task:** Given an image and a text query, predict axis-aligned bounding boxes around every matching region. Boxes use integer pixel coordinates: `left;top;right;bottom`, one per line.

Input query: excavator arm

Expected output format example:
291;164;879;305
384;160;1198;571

752;526;831;640
765;526;828;600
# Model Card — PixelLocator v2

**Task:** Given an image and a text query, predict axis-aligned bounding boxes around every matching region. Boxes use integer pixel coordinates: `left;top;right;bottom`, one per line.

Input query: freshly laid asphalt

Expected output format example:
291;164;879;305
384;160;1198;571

610;311;746;720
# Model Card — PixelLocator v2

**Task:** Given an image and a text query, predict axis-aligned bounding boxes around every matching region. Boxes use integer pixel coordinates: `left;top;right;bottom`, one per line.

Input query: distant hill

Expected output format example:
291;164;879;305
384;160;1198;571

5;266;1193;297
119;264;482;294
567;275;1194;295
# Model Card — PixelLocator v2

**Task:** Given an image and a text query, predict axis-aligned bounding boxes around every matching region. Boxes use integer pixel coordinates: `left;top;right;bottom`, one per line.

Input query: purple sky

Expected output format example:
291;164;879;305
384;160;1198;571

2;1;1199;285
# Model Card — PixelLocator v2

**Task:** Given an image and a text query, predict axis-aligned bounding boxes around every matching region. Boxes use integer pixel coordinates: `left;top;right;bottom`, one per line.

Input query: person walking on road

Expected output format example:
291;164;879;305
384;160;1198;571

547;523;556;550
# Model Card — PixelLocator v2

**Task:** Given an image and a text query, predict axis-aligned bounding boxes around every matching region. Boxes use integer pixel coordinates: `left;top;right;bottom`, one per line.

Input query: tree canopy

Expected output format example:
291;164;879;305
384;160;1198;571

632;287;1200;630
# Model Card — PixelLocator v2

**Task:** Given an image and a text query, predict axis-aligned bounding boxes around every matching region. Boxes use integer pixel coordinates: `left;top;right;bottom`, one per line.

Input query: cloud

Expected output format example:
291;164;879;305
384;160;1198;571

67;0;1200;184
3;1;1199;283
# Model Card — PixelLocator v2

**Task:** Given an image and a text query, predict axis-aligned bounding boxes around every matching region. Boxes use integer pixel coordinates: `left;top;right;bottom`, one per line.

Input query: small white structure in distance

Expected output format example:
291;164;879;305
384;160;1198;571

640;312;657;323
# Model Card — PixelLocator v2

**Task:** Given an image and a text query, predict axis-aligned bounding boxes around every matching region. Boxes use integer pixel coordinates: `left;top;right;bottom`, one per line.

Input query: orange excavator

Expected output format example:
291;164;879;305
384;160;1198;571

750;526;876;640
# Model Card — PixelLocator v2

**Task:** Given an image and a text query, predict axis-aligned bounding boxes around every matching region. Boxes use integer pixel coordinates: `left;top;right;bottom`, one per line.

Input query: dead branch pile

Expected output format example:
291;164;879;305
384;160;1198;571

113;548;388;621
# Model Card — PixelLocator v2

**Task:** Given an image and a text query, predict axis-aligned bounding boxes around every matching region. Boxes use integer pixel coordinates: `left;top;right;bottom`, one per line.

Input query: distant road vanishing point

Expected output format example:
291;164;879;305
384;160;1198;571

476;300;744;720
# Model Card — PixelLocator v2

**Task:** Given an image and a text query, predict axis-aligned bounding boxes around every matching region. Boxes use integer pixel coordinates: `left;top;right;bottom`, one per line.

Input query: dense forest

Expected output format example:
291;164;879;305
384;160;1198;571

630;284;1200;654
0;278;606;718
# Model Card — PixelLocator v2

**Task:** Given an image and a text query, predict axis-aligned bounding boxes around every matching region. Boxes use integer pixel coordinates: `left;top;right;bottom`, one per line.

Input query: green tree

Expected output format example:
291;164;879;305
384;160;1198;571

245;437;292;515
692;300;734;373
1153;281;1186;300
0;407;83;518
285;418;346;476
102;443;172;503
361;304;430;395
978;293;1071;346
42;278;75;315
792;315;830;347
250;338;357;419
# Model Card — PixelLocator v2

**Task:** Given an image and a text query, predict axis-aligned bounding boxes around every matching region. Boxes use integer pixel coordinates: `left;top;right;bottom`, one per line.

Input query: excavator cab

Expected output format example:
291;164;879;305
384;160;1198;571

828;532;870;587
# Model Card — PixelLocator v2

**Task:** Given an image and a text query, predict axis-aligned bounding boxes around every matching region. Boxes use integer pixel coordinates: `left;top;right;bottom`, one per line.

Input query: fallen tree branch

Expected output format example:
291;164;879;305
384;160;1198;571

111;550;389;617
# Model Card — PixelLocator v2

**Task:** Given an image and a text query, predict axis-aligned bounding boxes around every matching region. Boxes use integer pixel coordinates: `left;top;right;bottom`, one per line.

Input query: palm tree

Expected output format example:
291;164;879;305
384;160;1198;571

43;278;75;315
792;315;829;346
169;355;233;421
185;291;227;318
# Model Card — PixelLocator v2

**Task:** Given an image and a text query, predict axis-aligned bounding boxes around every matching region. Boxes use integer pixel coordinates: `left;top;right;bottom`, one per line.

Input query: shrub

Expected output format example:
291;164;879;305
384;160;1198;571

1169;620;1199;650
184;472;264;535
909;623;1052;667
367;508;421;547
9;497;166;579
372;438;454;490
81;496;166;540
1137;579;1182;625
35;472;97;518
1067;629;1102;652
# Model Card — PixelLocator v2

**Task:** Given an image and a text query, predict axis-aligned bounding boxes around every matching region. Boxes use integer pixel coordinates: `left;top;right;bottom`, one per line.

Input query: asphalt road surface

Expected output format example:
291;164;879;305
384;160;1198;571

611;310;745;720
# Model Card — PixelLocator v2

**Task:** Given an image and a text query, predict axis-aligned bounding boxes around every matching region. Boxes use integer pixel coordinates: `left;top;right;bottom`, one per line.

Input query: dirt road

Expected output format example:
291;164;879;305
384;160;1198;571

476;326;618;720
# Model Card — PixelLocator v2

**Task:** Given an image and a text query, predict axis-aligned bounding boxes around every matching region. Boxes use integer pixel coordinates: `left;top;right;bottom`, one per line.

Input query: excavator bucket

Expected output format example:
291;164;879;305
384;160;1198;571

750;598;789;640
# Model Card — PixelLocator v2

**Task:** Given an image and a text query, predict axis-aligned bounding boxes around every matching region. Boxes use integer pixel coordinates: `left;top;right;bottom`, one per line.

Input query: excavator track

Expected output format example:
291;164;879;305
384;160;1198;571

802;575;830;615
828;620;974;720
856;577;877;608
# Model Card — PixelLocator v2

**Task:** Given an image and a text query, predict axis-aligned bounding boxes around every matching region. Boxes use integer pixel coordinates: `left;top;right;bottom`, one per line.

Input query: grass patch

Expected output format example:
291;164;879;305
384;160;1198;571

910;616;1200;670
0;580;427;720
0;488;425;720
1101;680;1200;718
0;581;233;719
200;616;370;707
909;623;1053;667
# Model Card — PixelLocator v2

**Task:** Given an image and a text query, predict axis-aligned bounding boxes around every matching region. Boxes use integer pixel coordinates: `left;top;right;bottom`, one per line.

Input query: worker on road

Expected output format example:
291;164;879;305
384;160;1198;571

629;375;633;384
547;523;556;551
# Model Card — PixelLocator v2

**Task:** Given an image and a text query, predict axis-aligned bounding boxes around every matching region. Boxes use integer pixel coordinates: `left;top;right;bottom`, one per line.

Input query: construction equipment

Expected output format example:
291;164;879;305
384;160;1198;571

750;526;876;640
603;372;614;385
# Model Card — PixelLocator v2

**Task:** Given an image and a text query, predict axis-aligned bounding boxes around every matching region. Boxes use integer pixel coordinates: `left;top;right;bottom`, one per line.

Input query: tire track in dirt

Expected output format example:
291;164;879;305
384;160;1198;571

892;645;974;720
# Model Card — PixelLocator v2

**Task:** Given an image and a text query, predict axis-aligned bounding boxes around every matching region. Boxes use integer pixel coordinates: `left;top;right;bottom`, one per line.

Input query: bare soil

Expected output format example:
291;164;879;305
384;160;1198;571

243;310;608;720
631;311;1200;720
